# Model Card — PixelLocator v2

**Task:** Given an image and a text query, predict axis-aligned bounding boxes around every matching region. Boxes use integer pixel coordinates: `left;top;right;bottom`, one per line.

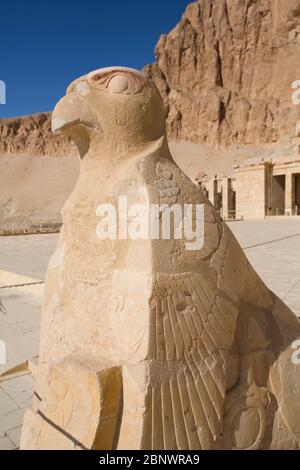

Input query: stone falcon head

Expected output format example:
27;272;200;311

52;66;166;157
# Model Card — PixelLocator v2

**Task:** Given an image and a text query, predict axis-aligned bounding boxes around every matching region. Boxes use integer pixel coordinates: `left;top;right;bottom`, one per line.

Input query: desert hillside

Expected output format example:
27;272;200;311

145;0;300;147
0;113;73;156
0;154;79;232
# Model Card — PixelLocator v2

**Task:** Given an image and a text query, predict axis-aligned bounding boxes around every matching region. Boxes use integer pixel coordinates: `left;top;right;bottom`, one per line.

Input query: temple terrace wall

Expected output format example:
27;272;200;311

198;156;300;220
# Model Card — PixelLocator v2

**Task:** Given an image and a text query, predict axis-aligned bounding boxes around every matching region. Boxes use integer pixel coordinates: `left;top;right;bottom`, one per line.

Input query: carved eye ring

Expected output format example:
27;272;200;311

107;74;130;94
88;69;146;95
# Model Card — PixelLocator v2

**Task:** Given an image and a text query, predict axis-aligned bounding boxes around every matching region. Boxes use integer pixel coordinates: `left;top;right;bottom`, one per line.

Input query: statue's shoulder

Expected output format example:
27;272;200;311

138;150;206;208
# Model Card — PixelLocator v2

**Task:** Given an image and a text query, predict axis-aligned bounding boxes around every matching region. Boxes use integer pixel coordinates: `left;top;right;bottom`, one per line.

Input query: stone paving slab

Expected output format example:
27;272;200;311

0;436;16;450
0;281;43;376
0;374;33;450
1;375;34;409
0;234;58;280
228;219;300;317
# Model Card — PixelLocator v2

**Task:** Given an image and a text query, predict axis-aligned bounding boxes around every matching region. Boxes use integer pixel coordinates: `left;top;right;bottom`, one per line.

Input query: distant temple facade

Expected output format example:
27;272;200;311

197;125;300;220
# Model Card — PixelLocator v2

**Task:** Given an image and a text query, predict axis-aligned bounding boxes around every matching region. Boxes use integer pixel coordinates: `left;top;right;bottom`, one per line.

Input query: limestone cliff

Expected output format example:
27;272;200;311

0;112;73;156
1;0;300;154
145;0;300;147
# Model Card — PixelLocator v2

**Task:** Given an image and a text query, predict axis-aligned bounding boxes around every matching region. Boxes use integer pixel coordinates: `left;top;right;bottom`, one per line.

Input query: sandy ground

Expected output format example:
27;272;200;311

0;154;79;231
0;140;293;231
170;140;294;180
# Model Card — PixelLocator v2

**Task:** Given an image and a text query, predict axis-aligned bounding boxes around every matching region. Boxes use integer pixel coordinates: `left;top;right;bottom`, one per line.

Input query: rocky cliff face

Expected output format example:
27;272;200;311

145;0;300;147
0;112;73;156
1;0;300;154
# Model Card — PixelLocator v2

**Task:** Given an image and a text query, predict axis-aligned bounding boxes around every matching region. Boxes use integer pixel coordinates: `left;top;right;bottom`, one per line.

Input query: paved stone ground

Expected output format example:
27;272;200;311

0;374;33;450
0;233;58;279
228;219;300;317
0;277;43;376
0;234;56;450
0;220;299;449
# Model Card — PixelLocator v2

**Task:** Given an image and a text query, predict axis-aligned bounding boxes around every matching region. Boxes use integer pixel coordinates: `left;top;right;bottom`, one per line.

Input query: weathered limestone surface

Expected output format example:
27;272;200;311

20;358;122;450
21;67;300;450
0;113;74;156
234;161;273;220
145;0;300;147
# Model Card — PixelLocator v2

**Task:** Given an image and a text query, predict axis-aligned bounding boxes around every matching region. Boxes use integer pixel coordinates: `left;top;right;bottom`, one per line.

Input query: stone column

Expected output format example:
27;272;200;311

206;179;218;207
222;178;229;220
285;172;294;216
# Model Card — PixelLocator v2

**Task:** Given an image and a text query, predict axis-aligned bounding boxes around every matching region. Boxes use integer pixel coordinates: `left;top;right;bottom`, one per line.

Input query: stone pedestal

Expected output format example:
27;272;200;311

285;172;294;216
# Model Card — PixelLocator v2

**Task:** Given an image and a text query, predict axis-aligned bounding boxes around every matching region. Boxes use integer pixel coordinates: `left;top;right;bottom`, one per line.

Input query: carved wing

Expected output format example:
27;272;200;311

140;156;249;449
147;271;238;449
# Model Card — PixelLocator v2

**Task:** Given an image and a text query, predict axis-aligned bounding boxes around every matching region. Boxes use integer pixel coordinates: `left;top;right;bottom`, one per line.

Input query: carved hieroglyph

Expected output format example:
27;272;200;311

21;66;300;450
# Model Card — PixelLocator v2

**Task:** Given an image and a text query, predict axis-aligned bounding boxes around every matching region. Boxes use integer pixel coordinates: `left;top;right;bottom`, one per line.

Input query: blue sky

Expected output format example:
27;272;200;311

0;0;192;118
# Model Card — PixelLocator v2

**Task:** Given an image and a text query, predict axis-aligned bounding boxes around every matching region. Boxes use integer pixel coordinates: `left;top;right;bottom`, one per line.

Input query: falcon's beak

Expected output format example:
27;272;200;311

51;93;96;134
52;94;80;134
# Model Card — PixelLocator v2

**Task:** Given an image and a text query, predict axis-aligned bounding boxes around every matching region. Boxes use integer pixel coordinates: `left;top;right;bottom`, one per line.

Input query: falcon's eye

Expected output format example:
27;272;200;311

107;74;130;94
